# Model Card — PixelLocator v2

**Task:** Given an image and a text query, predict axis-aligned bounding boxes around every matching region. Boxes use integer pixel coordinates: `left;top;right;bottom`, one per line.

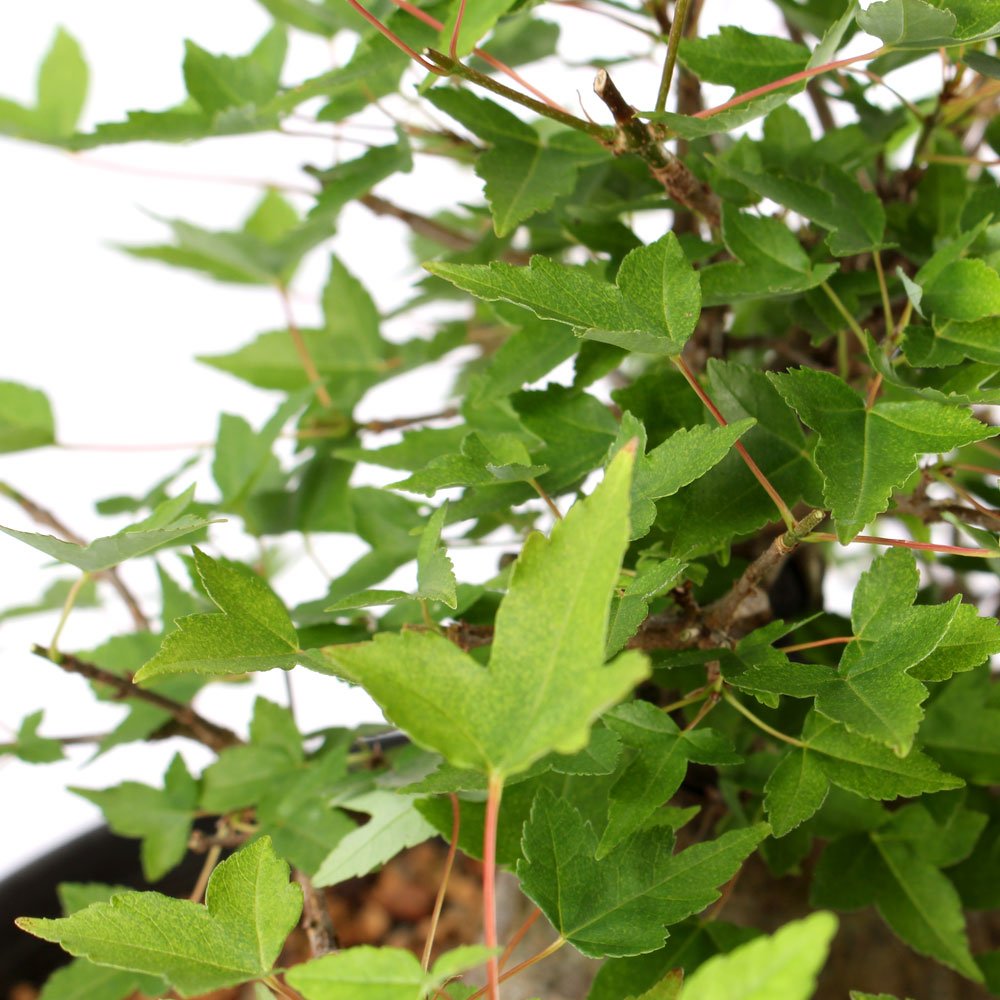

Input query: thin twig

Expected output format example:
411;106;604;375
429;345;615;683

388;0;569;110
0;482;150;630
189;844;222;903
425;50;611;139
806;532;995;558
723;689;807;748
278;287;333;409
655;0;691;112
296;871;338;956
422;794;461;970
672;357;795;527
706;510;826;631
31;645;242;751
498;907;542;971
692;47;886;121
528;478;563;520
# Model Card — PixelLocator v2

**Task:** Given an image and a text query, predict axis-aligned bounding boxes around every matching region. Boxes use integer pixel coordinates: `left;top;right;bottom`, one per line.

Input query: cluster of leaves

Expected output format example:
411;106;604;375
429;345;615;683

3;0;1000;997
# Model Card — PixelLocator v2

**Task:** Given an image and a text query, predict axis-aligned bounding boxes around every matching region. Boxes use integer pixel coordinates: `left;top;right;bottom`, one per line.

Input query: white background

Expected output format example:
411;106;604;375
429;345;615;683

0;1;895;879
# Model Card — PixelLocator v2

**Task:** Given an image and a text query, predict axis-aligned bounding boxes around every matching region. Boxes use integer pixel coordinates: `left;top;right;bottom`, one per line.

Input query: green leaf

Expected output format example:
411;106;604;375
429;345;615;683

856;0;958;47
200;698;304;812
922;259;1000;320
700;206;839;305
629;419;755;538
72;754;198;882
813;827;982;981
386;432;546;498
733;550;983;754
17;837;303;997
678;27;809;92
135;549;302;681
769;366;996;541
182;26;286;115
3;710;64;764
598;701;741;857
0;486;216;572
313;790;436;887
655;361;822;555
307;134;413;226
36;27;88;135
125;197;309;286
517;788;768;957
38;959;164;1000
903;318;1000;367
909;601;1000;681
763;749;829;838
710;161;886;256
438;0;519;57
321;448;650;778
0;380;55;452
606;558;688;657
0;576;100;625
679;912;837;999
427;233;701;355
287;944;493;1000
751;708;961;833
326;501;457;610
427;87;607;236
644;0;858;137
921;667;1000;783
201;257;389;410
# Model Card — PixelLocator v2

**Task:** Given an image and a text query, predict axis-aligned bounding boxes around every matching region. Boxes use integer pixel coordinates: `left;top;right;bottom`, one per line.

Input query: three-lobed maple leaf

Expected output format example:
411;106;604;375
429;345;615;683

135;547;306;681
320;447;650;779
426;232;702;356
730;549;1000;755
770;367;998;541
16;837;302;997
517;788;768;957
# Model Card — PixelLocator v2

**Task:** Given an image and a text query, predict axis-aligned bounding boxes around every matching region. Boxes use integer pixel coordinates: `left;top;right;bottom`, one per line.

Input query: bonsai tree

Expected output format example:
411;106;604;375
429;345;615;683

3;0;1000;997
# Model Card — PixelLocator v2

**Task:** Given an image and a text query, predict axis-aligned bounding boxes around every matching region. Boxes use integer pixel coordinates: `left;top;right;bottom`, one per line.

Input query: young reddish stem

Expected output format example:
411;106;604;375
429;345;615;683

529;478;563;520
342;0;446;73
498;907;542;970
779;636;855;654
483;774;504;1000
422;794;461;970
693;47;886;120
387;0;568;111
808;532;996;558
466;939;567;1000
278;287;333;409
449;0;468;59
672;356;795;528
682;691;719;732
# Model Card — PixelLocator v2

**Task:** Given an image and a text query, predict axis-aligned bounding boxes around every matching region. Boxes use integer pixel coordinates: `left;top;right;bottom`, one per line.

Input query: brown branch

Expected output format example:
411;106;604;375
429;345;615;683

593;69;720;227
358;407;459;434
705;509;826;632
188;829;250;853
0;482;150;631
31;645;242;752
893;493;1000;532
360;194;480;251
296;870;338;956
